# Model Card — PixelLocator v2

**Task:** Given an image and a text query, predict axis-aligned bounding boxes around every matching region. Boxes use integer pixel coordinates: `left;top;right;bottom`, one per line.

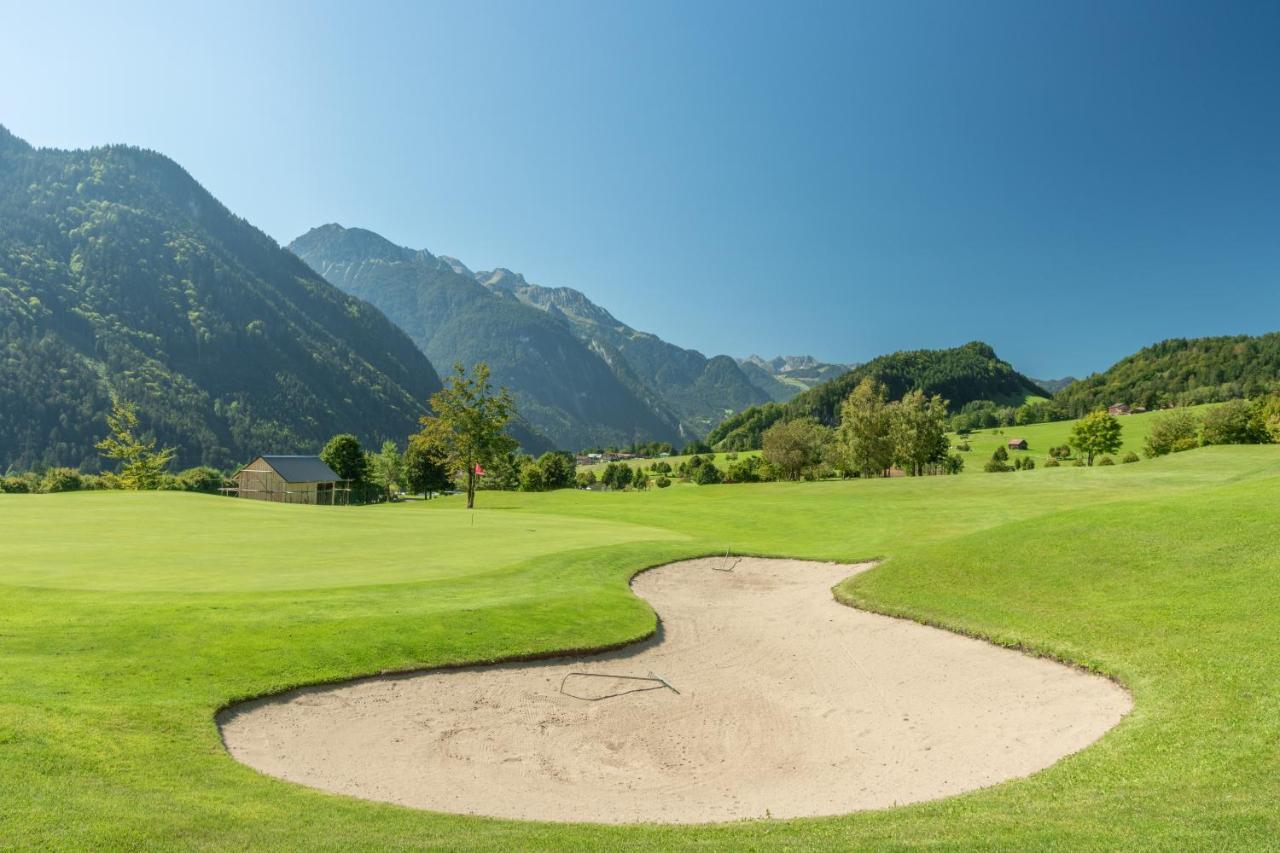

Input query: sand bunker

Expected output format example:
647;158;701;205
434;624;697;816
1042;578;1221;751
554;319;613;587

218;558;1131;823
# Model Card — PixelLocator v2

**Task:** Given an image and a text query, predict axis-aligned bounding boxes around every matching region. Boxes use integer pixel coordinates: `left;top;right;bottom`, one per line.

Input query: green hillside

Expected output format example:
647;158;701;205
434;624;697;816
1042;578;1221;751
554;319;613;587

952;404;1220;470
1056;333;1280;415
709;341;1047;449
290;226;681;451
0;128;440;471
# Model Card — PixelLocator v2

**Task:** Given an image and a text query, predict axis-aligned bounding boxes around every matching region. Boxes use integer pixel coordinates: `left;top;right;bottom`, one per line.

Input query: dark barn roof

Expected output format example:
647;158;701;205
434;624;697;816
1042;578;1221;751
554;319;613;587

257;455;341;483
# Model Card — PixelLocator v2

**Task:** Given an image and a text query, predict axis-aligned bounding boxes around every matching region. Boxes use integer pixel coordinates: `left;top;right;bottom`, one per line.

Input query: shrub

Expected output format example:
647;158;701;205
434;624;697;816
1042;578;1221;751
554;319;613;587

1072;458;1087;467
1201;399;1265;446
1;475;33;493
1043;458;1061;467
1022;457;1036;470
725;455;766;483
992;445;1009;462
79;474;115;490
955;441;971;452
1122;452;1140;464
654;475;672;489
40;468;83;493
174;466;225;493
575;470;597;488
1144;410;1201;457
983;458;1012;473
692;461;724;485
1098;456;1115;466
942;452;965;474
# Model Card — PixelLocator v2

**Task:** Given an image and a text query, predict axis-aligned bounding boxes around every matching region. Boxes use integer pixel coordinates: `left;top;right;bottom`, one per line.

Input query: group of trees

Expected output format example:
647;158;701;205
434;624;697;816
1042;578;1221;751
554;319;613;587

833;380;958;477
1144;396;1280;458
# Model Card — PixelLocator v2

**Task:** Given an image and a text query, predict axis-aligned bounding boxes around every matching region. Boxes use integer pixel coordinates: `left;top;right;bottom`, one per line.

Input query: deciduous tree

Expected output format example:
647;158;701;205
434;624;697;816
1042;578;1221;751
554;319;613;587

413;363;517;509
762;417;831;481
1069;411;1123;465
836;378;894;477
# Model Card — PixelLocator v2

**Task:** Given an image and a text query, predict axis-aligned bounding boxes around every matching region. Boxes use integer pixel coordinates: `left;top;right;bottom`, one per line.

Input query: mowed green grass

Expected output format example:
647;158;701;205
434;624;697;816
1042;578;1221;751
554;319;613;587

953;403;1219;470
2;445;1280;849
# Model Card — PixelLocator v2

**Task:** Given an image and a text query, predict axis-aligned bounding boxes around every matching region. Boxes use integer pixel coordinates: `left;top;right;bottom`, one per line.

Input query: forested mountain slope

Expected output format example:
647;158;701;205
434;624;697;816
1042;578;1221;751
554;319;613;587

708;341;1047;449
472;267;775;436
290;226;682;450
1055;334;1280;415
0;127;441;471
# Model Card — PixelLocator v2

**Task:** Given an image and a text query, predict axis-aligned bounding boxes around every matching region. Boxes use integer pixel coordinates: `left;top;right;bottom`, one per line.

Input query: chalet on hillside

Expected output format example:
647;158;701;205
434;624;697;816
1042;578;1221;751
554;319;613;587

1007;438;1028;450
1108;403;1132;416
228;455;348;505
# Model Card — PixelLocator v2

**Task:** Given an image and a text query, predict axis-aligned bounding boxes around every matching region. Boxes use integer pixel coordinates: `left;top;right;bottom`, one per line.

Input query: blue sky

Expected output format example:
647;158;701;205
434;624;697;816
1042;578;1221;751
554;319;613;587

3;1;1278;377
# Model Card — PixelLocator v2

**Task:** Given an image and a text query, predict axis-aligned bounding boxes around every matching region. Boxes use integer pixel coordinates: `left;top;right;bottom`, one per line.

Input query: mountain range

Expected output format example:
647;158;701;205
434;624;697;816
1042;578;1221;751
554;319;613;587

5;126;1274;472
0;127;443;472
290;225;848;450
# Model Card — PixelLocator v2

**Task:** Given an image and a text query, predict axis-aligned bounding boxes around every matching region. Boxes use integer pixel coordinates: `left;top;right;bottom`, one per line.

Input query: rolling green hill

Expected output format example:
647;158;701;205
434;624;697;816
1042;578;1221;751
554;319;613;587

0;127;441;472
709;341;1048;450
1055;333;1280;415
290;226;683;451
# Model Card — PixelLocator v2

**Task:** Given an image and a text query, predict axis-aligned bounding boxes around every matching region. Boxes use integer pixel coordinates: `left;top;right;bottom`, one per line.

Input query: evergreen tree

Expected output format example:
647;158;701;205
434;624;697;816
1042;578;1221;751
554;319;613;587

95;398;175;490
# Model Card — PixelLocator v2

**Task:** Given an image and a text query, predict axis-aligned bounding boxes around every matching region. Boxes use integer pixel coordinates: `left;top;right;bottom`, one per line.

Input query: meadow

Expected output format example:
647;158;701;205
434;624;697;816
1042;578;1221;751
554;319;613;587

2;445;1279;848
953;403;1220;470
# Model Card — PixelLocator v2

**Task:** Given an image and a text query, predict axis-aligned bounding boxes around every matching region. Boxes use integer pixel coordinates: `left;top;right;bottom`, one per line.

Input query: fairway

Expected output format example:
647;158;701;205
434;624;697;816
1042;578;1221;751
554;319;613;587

3;446;1280;848
1;493;685;592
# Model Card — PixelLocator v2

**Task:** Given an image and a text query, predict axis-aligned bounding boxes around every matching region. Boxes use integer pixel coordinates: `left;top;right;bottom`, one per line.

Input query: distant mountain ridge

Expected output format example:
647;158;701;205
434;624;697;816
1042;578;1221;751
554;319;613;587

469;267;777;436
290;225;684;450
708;341;1048;450
293;225;832;448
1032;376;1078;394
0;127;444;472
737;354;855;402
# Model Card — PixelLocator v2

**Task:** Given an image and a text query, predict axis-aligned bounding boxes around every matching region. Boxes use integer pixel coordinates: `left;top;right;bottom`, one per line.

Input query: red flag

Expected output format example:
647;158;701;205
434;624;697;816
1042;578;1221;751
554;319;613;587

474;463;485;477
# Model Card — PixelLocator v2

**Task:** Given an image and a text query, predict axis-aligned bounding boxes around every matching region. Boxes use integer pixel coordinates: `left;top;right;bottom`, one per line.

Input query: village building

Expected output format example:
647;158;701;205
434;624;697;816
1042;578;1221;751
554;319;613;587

228;455;348;505
1108;403;1132;416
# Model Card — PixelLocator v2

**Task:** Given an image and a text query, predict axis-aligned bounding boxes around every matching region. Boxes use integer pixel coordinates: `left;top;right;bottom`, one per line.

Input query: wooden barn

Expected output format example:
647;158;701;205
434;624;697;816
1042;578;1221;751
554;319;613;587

1007;438;1029;450
229;455;348;505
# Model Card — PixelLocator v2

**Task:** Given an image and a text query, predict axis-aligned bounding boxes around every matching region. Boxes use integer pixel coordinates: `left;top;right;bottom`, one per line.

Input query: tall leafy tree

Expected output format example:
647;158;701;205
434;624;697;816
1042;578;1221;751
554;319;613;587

836;378;895;477
95;398;175;490
889;390;951;476
1069;411;1123;465
414;363;517;509
761;417;831;481
368;440;405;501
321;434;369;483
404;438;452;498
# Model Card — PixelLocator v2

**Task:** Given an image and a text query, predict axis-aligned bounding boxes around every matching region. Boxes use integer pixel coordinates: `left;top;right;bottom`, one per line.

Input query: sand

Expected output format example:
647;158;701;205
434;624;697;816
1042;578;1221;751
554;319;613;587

217;558;1131;824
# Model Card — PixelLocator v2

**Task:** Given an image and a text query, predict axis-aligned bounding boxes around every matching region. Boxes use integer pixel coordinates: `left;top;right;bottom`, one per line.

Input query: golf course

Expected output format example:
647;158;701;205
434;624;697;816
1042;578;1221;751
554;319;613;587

3;444;1279;848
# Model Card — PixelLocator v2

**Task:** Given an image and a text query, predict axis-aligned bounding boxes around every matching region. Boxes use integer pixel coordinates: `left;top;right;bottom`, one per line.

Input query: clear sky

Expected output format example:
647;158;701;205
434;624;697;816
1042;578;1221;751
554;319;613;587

3;1;1278;377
